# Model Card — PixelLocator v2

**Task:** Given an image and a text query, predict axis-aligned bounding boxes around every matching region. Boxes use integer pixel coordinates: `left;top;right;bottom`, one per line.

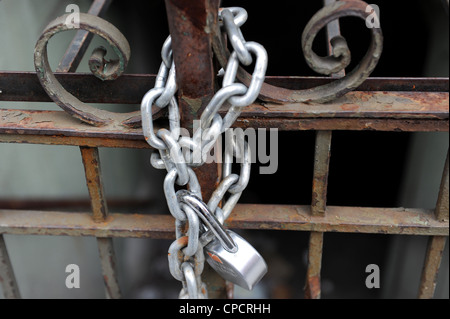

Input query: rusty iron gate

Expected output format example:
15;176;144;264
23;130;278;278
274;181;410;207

0;0;448;299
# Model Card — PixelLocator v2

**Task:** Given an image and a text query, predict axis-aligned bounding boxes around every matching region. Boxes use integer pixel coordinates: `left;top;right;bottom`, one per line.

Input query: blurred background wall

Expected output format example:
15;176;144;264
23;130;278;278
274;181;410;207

0;0;171;299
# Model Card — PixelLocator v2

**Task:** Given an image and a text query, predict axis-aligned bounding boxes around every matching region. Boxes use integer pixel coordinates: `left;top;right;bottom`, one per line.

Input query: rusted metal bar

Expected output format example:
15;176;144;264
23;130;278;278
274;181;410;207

164;0;226;298
312;131;332;217
310;0;342;217
80;147;122;298
56;0;113;73
233;117;449;132
0;115;447;154
80;152;123;300
0;235;20;299
1;90;449;142
306;0;340;299
97;237;121;299
1;72;448;104
1;205;448;238
1;116;447;152
0;133;149;150
3;90;448;123
436;151;449;222
241;91;450;121
164;0;220;130
0;109;150;144
304;232;324;299
80;147;108;222
264;77;449;93
164;0;222;200
229;205;449;236
64;0;119;214
418;236;448;299
0;210;174;239
0;72;156;104
0;198;152;210
309;130;330;299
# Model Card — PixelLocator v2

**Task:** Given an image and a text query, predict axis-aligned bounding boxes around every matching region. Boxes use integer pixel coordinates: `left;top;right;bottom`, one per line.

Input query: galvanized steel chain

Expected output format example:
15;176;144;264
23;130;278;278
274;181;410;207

141;7;267;299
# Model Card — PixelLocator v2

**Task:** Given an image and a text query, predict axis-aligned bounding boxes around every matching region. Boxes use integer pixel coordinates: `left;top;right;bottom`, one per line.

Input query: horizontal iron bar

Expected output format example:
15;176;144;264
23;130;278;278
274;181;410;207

0;109;148;141
0;120;447;152
0;72;448;104
0;133;149;149
0;72;154;105
0;117;447;151
1;117;445;151
233;117;449;132
241;91;449;120
264;77;449;93
0;205;447;238
0;88;448;148
0;198;153;210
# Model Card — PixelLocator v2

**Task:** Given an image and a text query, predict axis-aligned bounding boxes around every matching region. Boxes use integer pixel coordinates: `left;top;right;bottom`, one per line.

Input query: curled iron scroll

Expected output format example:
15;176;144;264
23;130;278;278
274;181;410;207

212;0;384;104
34;13;144;127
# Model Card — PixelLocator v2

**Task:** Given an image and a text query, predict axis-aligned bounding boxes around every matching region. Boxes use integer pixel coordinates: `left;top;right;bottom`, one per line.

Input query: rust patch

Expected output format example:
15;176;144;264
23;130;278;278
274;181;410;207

305;275;321;299
207;252;223;264
340;103;359;111
177;236;189;247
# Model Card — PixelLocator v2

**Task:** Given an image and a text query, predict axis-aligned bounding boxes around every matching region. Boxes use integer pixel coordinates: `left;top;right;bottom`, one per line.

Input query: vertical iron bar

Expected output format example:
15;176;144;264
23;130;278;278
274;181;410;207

307;130;329;298
311;131;333;216
164;0;222;201
418;152;449;298
436;151;449;222
57;0;123;298
304;232;324;299
80;147;121;299
164;0;219;131
418;236;448;299
306;0;343;299
0;235;20;299
311;0;343;215
97;237;121;299
164;0;226;299
80;147;108;222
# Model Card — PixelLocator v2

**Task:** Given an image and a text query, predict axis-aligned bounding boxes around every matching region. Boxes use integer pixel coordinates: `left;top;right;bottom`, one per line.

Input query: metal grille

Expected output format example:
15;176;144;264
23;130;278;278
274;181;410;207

0;0;448;299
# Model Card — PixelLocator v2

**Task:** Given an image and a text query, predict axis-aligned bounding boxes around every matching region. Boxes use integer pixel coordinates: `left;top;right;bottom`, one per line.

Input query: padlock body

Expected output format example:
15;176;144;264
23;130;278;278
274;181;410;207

204;230;267;291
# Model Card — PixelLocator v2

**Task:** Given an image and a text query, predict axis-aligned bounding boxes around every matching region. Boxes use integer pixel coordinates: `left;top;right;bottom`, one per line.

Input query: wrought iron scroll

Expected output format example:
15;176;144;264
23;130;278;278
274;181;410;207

212;0;383;104
34;13;146;127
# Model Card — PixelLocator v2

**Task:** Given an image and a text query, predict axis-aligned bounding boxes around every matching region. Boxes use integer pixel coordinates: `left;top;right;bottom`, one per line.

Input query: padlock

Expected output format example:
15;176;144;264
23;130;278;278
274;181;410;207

177;190;267;291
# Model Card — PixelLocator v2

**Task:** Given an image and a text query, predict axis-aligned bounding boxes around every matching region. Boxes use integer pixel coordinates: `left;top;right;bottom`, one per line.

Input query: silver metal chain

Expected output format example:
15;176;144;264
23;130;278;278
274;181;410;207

141;7;268;299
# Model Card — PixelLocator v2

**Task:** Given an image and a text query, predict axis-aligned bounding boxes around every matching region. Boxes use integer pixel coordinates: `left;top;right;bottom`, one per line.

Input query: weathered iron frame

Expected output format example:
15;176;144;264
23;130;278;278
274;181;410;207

0;0;448;299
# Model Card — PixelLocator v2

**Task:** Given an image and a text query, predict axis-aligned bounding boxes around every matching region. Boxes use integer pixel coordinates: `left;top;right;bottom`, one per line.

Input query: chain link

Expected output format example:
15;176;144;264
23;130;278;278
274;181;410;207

141;7;267;299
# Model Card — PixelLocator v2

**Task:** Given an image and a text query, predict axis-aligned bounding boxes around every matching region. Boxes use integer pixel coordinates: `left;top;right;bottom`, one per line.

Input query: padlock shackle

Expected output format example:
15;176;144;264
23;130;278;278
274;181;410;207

177;190;238;253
